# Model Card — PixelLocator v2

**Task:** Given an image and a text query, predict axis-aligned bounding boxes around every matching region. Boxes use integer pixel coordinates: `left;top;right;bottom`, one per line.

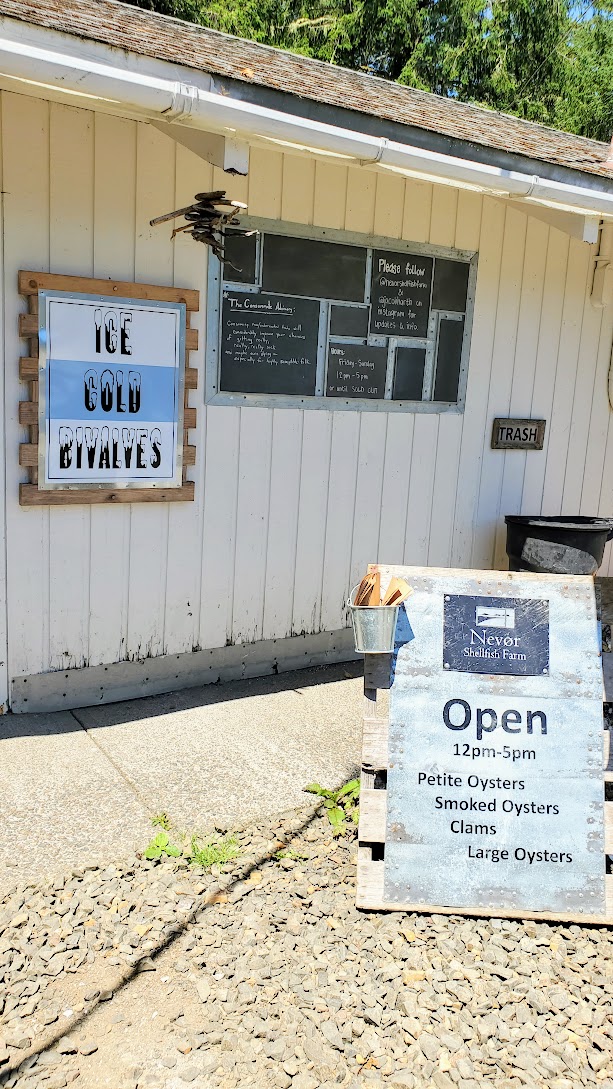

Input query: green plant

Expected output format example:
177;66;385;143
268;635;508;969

304;778;360;835
274;849;309;863
187;835;240;870
151;811;172;830
143;831;182;860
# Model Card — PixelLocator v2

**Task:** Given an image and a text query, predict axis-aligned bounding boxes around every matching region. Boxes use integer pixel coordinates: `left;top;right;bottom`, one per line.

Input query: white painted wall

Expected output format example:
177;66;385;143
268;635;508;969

3;90;613;693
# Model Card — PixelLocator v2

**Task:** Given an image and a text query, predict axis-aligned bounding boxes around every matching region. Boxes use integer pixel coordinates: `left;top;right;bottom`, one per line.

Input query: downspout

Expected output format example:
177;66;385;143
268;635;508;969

1;31;613;217
592;221;613;310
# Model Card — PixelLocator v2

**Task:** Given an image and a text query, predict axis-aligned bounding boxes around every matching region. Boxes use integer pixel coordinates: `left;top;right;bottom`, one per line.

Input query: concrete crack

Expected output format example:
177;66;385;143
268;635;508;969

69;707;156;816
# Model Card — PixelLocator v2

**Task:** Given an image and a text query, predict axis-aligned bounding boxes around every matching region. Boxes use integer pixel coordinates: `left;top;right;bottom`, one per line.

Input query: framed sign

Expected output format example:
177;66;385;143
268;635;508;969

209;221;477;413
357;565;611;925
18;272;199;505
491;418;546;450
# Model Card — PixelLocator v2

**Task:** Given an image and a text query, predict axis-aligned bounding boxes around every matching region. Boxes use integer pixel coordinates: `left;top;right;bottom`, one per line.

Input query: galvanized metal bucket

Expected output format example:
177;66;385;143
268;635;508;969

347;586;400;654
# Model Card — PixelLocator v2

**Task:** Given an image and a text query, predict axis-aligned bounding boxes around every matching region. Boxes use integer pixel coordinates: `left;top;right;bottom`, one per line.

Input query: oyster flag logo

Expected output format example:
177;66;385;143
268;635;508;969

475;606;516;630
444;595;549;676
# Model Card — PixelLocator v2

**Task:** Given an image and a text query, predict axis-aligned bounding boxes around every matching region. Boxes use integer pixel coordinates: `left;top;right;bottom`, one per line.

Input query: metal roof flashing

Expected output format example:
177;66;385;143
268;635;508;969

0;0;611;182
212;76;613;199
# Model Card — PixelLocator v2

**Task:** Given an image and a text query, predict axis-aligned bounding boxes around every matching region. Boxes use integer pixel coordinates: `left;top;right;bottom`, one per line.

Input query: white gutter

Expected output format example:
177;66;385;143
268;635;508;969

1;28;613;219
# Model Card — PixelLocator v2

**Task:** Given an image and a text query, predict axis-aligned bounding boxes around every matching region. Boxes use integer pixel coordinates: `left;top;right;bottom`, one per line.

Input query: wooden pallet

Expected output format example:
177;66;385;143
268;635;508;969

357;651;613;923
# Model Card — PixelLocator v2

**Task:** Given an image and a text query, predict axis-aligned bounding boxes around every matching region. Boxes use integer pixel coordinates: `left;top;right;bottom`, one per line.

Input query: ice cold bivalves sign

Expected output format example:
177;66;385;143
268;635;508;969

40;291;185;489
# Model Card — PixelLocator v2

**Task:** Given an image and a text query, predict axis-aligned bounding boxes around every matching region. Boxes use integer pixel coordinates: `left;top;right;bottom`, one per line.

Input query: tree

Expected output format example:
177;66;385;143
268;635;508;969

555;2;613;141
398;0;570;128
119;0;613;141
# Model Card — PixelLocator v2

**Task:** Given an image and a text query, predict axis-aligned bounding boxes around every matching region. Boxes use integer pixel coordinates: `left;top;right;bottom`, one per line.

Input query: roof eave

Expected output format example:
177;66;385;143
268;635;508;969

211;74;613;198
1;16;613;221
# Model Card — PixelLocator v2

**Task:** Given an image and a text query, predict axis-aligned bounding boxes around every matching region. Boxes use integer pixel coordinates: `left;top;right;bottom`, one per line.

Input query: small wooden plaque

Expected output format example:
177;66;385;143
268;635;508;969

491;418;546;450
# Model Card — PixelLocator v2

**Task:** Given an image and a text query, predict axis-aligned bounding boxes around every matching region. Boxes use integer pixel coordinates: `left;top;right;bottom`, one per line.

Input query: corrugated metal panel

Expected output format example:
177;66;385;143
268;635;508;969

2;91;613;695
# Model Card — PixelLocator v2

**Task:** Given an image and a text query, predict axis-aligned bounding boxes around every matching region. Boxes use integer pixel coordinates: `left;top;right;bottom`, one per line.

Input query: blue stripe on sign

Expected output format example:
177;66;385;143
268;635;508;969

47;360;179;423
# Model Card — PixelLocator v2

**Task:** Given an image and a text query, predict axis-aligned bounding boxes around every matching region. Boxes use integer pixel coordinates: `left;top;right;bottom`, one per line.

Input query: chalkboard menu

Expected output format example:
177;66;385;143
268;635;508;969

326;344;387;399
220;291;319;395
370;250;433;338
218;228;475;406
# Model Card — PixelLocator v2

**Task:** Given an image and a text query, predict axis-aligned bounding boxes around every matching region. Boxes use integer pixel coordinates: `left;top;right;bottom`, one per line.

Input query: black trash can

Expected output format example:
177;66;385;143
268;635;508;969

505;516;613;575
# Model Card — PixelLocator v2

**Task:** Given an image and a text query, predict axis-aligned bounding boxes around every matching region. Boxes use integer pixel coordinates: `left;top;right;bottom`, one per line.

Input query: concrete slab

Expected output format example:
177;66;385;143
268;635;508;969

73;662;363;833
0;662;363;894
0;710;152;896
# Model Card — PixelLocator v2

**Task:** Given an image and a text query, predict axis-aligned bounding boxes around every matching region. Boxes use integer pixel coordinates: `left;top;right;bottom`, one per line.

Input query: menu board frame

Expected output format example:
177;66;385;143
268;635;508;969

206;217;478;414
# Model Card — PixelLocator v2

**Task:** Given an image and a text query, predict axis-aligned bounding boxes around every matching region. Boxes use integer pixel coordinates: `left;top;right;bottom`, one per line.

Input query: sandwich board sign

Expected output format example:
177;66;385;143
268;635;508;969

360;567;607;920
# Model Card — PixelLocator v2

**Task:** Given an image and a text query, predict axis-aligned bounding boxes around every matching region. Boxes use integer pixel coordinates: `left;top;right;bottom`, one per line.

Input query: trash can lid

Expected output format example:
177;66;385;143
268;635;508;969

505;515;613;532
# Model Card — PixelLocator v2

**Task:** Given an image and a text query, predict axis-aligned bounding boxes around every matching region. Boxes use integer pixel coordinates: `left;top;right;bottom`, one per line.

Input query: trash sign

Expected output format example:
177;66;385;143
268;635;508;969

383;568;605;916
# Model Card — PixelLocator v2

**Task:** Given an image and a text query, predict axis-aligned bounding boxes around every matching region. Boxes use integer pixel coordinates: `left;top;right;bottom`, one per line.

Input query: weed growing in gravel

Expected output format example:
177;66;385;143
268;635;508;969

187;835;240;870
304;778;360;835
143;832;182;860
274;849;309;863
141;812;240;870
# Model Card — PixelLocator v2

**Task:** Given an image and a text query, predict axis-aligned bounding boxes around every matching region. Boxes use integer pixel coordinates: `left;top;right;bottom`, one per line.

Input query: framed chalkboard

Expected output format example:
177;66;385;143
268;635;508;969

223;230;257;285
326;344;387;399
220;291;320;395
434;318;464;402
432;258;470;313
370;250;433;338
211;221;477;411
329;305;370;338
393;346;426;401
262;234;366;303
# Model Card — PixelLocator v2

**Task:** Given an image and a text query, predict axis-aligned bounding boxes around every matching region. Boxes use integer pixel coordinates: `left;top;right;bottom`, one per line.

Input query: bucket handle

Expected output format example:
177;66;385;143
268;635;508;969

347;585;360;610
347;585;403;610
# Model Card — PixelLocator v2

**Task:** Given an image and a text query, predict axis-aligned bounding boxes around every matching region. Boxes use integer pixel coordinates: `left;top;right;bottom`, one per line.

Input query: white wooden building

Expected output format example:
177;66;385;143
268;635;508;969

1;0;613;712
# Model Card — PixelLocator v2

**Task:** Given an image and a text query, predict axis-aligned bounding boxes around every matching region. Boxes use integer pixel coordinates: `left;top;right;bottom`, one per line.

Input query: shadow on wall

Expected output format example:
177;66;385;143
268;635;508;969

0;660;363;740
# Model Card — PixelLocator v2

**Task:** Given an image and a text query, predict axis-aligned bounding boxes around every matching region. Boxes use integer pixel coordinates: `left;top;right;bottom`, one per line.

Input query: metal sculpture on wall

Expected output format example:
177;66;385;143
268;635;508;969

150;191;253;261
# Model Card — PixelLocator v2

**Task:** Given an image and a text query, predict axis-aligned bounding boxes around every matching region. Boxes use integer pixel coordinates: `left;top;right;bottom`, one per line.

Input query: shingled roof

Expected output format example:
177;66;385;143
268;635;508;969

0;0;611;182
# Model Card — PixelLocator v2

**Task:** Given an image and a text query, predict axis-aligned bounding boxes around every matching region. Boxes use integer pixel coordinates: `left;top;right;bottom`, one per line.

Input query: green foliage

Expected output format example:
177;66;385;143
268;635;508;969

187;835;240;869
118;0;613;141
143;831;182;860
556;3;613;142
142;813;240;868
304;778;360;835
274;848;309;862
400;0;569;120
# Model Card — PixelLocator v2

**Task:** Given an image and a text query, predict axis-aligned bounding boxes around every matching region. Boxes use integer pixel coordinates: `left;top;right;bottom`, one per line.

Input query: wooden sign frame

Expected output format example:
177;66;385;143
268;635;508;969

357;566;613;925
18;271;199;505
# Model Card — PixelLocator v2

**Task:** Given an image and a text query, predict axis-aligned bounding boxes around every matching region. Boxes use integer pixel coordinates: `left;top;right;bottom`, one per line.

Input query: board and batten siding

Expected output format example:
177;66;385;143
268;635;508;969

2;90;613;705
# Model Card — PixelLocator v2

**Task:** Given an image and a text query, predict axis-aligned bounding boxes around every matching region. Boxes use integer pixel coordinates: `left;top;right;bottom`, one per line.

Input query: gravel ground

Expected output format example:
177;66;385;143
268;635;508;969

0;805;612;1089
